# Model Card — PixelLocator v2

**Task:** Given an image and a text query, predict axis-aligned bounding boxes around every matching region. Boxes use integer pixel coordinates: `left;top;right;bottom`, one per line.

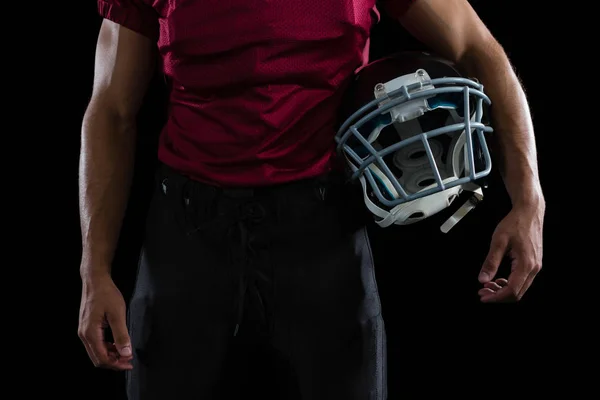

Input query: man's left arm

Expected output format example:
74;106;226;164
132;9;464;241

387;0;545;302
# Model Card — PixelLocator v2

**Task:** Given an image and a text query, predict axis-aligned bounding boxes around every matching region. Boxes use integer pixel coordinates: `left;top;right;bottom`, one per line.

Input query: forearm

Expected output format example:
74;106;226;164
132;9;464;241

459;41;544;208
79;101;138;278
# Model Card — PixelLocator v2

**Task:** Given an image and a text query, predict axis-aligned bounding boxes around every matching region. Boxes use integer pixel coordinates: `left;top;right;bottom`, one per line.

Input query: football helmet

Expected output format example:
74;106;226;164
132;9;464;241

335;51;494;232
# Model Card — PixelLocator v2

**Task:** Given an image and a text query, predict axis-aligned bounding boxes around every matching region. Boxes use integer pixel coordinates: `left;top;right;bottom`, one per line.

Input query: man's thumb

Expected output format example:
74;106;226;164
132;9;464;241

107;311;132;357
479;234;508;283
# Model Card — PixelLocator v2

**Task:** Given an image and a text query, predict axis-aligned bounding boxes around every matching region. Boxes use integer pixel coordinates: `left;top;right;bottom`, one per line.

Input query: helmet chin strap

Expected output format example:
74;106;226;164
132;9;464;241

355;164;484;232
439;186;483;233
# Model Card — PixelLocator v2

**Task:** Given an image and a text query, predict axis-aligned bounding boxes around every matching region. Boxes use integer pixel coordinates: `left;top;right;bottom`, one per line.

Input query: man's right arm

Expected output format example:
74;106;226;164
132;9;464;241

79;19;156;279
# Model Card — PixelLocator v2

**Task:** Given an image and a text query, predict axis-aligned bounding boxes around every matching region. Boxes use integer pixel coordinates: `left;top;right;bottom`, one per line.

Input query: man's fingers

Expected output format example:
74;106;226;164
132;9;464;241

107;343;133;361
517;263;541;300
81;323;113;367
495;278;508;287
478;279;509;297
479;234;509;283
80;328;133;370
78;333;100;366
480;260;529;303
107;343;134;370
483;281;504;291
106;309;132;357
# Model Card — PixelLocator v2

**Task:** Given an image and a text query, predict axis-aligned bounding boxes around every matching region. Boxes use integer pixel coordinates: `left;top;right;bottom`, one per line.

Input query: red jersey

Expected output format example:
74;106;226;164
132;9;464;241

98;0;415;186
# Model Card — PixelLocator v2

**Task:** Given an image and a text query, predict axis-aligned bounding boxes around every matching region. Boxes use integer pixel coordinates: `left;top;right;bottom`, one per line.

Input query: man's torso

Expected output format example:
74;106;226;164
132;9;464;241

151;0;380;186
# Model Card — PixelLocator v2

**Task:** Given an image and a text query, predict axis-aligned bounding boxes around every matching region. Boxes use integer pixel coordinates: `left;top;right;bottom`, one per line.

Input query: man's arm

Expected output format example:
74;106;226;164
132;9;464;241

389;0;544;301
78;19;155;370
396;0;543;207
79;19;156;278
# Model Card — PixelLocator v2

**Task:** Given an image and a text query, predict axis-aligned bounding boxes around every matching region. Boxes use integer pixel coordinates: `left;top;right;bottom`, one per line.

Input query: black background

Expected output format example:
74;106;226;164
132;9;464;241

48;0;585;398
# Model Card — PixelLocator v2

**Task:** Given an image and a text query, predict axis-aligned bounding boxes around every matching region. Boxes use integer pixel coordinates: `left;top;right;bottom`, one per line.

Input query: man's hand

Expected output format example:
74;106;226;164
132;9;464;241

78;273;133;370
477;200;545;302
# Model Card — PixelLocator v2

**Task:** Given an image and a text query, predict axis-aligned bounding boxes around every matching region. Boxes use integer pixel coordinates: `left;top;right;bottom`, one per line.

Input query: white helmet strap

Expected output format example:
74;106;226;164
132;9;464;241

357;172;483;232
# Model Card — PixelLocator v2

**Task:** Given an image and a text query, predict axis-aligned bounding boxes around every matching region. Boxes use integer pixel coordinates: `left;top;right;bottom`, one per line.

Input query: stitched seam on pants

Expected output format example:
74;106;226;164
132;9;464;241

362;227;386;399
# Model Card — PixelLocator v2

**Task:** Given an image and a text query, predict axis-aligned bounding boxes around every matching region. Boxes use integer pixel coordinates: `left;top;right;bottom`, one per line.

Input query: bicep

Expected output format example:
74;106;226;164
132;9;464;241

91;19;156;119
395;0;495;63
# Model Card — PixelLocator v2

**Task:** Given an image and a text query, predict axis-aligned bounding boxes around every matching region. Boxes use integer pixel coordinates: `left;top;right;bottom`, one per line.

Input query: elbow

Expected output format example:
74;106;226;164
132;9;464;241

81;96;139;148
84;94;138;130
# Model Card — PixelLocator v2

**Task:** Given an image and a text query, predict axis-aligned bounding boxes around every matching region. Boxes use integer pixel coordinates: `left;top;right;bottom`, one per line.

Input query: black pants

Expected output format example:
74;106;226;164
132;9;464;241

126;164;386;400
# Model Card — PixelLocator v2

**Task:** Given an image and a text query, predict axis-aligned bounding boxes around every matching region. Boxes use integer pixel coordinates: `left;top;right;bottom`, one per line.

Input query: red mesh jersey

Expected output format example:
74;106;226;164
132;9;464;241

98;0;416;186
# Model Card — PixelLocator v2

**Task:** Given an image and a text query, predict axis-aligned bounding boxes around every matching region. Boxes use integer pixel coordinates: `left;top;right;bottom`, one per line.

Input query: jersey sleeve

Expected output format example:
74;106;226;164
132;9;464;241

97;0;159;41
378;0;418;19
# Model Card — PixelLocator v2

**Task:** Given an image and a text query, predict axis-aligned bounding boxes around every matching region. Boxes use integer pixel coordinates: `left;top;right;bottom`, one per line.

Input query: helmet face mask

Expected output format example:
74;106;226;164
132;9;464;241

335;52;494;231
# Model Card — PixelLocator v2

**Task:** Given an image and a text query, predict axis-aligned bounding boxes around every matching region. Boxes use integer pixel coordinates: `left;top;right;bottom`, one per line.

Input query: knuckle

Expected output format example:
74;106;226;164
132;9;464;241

494;232;509;244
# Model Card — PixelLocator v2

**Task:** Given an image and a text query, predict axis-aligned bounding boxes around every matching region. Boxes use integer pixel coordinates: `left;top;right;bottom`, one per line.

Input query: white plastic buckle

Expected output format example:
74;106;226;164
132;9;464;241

440;188;484;233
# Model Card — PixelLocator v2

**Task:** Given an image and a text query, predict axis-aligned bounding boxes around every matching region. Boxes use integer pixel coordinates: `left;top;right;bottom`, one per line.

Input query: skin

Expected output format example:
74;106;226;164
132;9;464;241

78;0;545;371
396;0;544;303
78;20;155;370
